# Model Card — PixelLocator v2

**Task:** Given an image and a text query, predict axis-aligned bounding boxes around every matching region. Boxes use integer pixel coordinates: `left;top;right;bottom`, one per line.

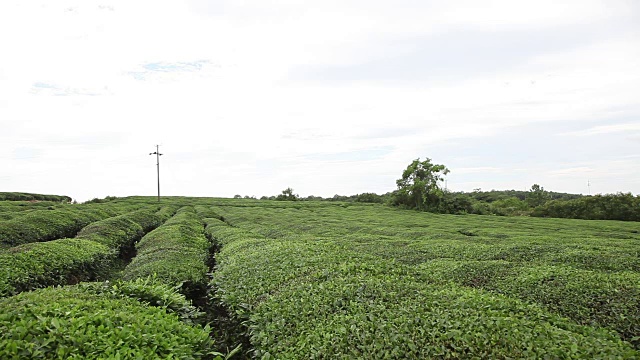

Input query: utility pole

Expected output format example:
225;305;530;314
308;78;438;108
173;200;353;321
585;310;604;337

149;145;163;202
587;179;591;195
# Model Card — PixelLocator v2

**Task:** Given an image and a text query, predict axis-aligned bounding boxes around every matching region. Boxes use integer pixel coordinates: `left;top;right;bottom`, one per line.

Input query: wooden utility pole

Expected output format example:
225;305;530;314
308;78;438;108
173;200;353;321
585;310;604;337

149;145;163;202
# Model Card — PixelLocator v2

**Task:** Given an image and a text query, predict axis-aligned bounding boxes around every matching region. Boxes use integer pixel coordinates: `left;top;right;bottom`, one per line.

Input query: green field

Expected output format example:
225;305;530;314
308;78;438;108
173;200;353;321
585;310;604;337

1;196;639;358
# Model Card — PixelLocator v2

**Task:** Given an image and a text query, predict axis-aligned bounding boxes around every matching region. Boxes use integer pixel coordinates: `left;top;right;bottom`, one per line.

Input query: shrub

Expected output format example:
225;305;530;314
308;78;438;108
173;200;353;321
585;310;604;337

121;207;210;297
76;208;161;252
208;222;638;358
0;208;168;297
532;193;640;221
80;277;204;324
194;205;223;220
208;203;640;357
0;192;71;202
0;207;115;247
0;239;114;297
0;285;216;359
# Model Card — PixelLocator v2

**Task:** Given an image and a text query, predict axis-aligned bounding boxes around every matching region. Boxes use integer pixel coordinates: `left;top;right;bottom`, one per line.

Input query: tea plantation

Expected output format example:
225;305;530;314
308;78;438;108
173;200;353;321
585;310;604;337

0;195;638;358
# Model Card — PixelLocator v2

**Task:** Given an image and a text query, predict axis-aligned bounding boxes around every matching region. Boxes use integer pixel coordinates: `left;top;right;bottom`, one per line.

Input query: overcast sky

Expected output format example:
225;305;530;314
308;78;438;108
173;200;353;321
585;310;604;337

1;0;639;201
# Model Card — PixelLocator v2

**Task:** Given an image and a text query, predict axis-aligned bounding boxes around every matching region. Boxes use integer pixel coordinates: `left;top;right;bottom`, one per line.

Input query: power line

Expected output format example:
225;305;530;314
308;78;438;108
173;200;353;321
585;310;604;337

149;145;163;202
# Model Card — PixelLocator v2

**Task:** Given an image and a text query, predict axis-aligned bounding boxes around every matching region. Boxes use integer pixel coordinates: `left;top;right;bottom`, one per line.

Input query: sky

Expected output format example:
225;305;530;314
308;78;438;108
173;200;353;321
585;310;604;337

1;0;639;202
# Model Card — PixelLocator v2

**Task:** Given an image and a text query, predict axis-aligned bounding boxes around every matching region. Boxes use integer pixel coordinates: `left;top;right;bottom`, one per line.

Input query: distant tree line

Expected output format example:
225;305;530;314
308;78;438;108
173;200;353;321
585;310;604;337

385;158;640;221
233;157;639;222
401;189;640;221
531;193;640;221
250;188;392;203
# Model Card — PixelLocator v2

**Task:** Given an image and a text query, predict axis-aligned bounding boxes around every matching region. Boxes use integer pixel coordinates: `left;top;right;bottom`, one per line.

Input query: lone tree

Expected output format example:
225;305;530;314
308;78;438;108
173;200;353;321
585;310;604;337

276;187;299;201
393;158;449;211
526;184;550;207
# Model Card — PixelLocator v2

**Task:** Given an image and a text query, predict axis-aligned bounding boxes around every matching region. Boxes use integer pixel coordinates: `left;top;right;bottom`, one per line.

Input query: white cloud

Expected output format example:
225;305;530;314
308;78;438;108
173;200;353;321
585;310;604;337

560;123;640;137
455;167;504;174
548;167;596;176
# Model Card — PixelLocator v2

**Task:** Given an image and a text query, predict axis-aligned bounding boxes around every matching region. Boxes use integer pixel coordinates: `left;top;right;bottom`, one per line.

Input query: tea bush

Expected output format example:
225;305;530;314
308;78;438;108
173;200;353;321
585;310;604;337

76;208;159;252
121;207;210;297
0;282;216;359
194;205;224;220
207;219;638;358
0;206;115;247
0;239;113;297
0;207;168;297
207;201;640;357
0;192;71;202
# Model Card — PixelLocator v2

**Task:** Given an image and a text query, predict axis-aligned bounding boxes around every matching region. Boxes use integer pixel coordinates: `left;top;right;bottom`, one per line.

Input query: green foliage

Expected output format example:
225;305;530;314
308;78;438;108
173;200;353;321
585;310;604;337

81;277;204;324
392;158;449;211
205;220;260;248
533;192;640;221
275;187;299;201
353;192;386;203
0;285;216;359
0;192;71;202
388;186;636;221
121;207;210;297
490;196;530;216
438;192;474;214
291;192;393;203
0;207;167;297
194;205;224;220
420;260;640;347
3;194;639;358
526;184;551;207
155;205;179;220
466;189;583;203
76;208;161;252
83;195;119;204
207;202;639;357
0;201;63;215
0;206;115;247
0;239;114;297
126;206;166;232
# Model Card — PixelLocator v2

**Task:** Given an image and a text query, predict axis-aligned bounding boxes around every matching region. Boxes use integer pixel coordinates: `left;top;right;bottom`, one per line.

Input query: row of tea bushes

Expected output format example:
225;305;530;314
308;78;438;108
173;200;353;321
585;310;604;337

194;205;224;221
0;207;171;297
0;239;112;297
417;259;640;347
0;201;63;220
75;207;166;254
121;207;210;298
216;203;640;350
0;206;117;247
205;218;638;358
0;279;218;359
0;192;71;202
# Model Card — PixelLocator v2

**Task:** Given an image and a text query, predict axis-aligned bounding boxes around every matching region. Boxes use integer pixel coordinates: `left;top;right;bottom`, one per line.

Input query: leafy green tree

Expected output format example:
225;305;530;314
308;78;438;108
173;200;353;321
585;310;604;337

303;195;324;201
439;192;473;214
490;197;529;216
393;158;449;211
276;187;299;201
526;184;550;207
354;193;385;203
